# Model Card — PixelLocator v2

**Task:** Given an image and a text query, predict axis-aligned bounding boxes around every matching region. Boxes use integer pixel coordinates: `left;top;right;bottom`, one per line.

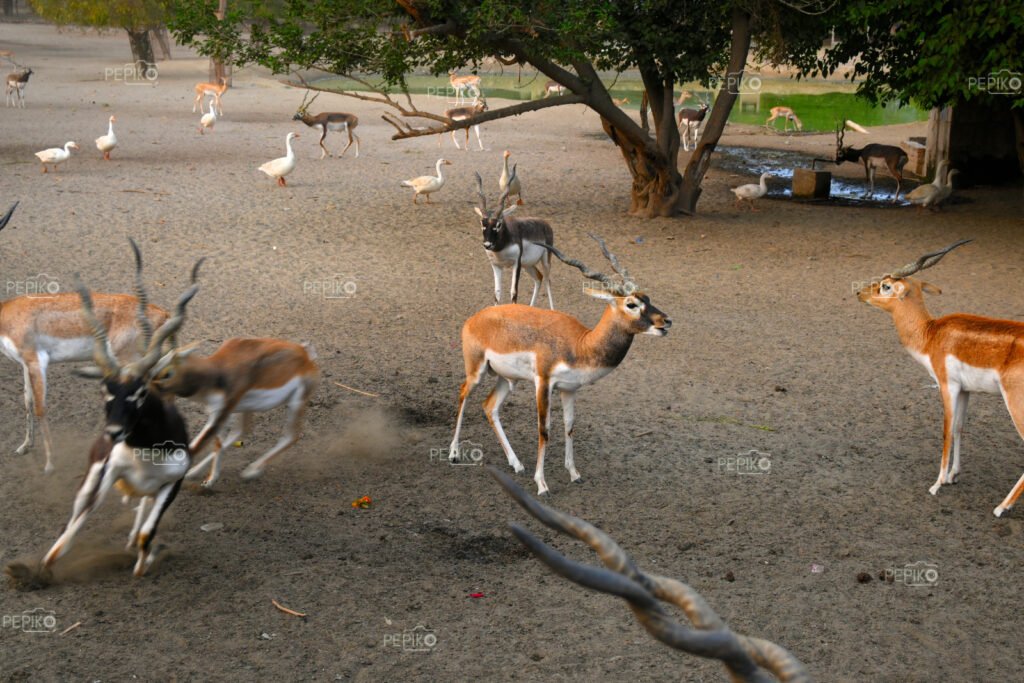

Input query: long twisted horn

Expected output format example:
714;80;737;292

889;239;972;279
587;233;632;284
540;242;621;292
492;467;812;683
474;171;488;214
128;238;154;351
0;201;17;232
125;283;198;378
74;275;121;377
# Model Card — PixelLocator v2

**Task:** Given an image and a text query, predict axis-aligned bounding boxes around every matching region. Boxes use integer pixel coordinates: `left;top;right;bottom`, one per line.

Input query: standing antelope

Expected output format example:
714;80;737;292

858;240;1024;517
449;72;481;103
449;235;671;495
0;239;173;473
291;91;360;159
677;103;708;152
40;254;201;578
765;106;802;132
543;80;566;98
474;170;554;308
149;338;320;487
5;68;32;108
440;99;487;151
835;125;909;201
192;77;227;115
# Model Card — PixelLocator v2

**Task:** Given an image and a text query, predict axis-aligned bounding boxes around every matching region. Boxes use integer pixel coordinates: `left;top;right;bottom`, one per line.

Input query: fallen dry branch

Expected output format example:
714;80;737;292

332;380;379;398
271;599;307;618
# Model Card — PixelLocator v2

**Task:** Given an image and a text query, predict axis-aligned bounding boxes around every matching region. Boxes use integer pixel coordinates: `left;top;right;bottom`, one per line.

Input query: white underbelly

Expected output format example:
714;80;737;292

946;355;1002;394
908;349;938;382
208;375;304;413
551;363;613;390
325;121;349;132
110;441;189;494
37;334;95;362
487;241;545;268
485;350;537;382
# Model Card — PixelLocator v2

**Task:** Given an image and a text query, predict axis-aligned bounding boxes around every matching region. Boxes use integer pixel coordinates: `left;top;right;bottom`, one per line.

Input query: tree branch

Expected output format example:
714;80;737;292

383;93;586;140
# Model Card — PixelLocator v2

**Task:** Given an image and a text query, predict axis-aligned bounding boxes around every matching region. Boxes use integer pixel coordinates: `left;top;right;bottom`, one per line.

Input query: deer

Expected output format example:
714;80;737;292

857;239;1024;517
474;169;554;308
440;98;487;151
291;90;360;159
765;106;803;132
449;72;481;104
543;80;566;98
192;77;228;115
677;103;708;152
448;235;671;495
148;338;320;487
37;252;202;579
492;467;811;682
0;239;181;473
835;124;909;202
5;68;32;108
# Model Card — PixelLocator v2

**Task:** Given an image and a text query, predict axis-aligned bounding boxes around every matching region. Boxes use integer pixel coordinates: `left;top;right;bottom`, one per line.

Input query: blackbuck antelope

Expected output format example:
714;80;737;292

543;80;566;98
441;99;487;151
449;72;481;103
449;235;670;494
192;77;227;115
0;239;175;473
765;106;803;132
41;256;201;578
474;170;554;308
493;468;811;682
149;338;320;487
835;125;909;201
677;103;708;152
5;68;32;108
858;240;1024;517
292;91;360;159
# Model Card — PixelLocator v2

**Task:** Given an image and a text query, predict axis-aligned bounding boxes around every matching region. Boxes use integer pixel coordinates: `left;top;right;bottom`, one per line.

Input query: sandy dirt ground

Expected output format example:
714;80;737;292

1;23;1023;683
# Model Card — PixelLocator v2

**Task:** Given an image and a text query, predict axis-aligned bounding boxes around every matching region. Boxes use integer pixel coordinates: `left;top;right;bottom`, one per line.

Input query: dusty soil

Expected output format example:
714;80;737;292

1;24;1023;683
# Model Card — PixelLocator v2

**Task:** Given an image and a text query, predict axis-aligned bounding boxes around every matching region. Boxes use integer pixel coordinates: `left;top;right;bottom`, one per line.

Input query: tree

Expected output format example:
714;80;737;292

30;0;170;70
170;0;832;218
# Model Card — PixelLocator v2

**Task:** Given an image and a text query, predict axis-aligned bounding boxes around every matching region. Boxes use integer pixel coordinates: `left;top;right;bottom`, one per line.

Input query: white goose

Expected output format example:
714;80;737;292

258;132;300;187
198;101;217;135
730;172;770;211
906;160;948;211
34;141;79;173
95;115;117;160
499;149;523;205
400;158;452;204
932;169;959;209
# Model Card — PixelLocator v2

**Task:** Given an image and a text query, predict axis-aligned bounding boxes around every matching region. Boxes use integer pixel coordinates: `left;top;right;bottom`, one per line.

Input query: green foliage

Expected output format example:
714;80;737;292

30;0;170;30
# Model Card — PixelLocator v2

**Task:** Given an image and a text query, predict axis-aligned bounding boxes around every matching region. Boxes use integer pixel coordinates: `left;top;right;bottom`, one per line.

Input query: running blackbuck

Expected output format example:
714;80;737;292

858;239;1024;517
449;235;671;495
42;256;201;578
0;239;172;473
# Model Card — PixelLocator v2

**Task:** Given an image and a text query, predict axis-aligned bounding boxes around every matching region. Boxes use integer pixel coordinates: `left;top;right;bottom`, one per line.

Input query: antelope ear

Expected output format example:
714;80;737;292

148;342;201;379
583;287;615;302
921;281;942;295
501;204;518;217
474;207;485;219
73;365;106;380
893;281;909;300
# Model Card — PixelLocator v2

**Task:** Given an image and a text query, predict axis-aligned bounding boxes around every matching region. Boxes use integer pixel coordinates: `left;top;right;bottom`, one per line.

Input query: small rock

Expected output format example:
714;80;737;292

856;572;872;583
724;571;735;582
200;523;224;532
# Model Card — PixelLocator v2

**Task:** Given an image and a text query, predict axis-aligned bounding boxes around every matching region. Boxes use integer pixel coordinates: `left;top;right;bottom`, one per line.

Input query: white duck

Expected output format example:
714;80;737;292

499;149;523;205
932;169;959;209
34;141;79;173
198;101;217;135
95;115;117;160
906;160;948;211
401;158;452;204
258;132;300;187
730;172;769;211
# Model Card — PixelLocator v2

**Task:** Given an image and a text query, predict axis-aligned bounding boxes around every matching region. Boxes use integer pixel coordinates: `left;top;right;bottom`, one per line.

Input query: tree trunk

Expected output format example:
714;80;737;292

679;8;753;215
126;28;156;71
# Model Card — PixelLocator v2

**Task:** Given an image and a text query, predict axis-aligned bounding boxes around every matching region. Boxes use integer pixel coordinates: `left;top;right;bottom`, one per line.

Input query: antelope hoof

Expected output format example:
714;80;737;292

536;489;550;498
240;465;264;481
512;463;525;474
15;443;28;455
571;477;584;485
928;482;942;496
994;505;1011;518
43;462;54;475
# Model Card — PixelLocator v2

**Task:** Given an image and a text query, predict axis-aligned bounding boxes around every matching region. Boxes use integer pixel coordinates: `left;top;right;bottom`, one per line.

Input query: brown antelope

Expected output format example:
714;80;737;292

474;170;554;307
858;239;1024;517
40;254;201;578
835;125;909;201
765;106;802;132
449;72;481;103
543;80;566;98
5;68;32;108
440;99;487;151
192;77;228;115
677;103;708;151
448;235;671;495
493;468;811;682
0;239;173;473
149;338;320;487
291;91;360;159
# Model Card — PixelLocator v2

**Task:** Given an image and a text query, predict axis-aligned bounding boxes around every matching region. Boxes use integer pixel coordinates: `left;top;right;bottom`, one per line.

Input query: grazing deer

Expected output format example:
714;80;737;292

291;91;360;159
474;170;554;308
440;99;487;151
0;239;175;473
543;80;566;98
192;77;228;115
493;468;811;682
765;106;803;132
835;125;909;201
677;103;708;151
5;68;32;108
449;72;481;103
858;240;1024;517
40;255;201;578
449;235;671;495
149;338;320;487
